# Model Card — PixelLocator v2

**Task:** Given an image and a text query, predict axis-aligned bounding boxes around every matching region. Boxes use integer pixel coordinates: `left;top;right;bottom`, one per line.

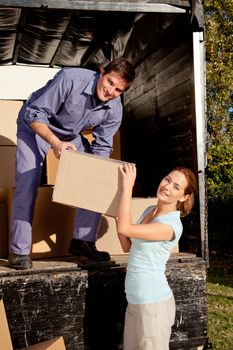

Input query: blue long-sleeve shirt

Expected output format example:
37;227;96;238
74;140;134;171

17;67;123;157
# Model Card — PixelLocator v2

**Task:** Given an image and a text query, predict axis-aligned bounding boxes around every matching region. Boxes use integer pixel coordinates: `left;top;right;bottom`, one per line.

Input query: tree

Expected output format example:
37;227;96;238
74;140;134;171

204;0;233;144
204;1;233;255
206;143;233;255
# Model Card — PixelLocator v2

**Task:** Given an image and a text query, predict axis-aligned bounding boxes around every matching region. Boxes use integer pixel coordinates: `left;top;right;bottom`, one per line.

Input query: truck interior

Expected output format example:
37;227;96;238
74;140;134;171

0;0;207;259
0;2;208;349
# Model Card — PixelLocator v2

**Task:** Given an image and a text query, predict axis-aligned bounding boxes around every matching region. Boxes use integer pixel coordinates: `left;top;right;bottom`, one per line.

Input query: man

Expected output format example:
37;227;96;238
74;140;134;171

8;57;135;270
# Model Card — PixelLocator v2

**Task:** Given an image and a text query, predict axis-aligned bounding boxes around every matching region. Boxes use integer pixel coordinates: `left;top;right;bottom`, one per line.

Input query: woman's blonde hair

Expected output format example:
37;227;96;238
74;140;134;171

174;167;198;217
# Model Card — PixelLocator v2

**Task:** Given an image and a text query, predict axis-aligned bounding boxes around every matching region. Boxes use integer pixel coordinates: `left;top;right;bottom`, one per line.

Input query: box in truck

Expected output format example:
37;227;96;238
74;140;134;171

0;299;66;350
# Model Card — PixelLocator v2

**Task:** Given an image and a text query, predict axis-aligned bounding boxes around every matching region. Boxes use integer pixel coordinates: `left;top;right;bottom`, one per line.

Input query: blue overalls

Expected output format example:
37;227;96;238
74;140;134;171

10;67;122;255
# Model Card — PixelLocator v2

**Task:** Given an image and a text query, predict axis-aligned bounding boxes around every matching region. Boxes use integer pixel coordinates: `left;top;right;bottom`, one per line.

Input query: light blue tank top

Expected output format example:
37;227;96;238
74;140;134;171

125;205;183;304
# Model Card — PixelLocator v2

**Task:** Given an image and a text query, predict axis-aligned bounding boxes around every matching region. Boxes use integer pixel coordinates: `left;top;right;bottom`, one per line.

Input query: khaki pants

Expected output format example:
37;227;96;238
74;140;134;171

123;297;175;350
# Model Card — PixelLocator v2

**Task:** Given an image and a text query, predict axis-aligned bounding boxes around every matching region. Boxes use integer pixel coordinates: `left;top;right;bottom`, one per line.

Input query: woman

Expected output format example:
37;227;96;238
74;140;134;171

117;164;197;350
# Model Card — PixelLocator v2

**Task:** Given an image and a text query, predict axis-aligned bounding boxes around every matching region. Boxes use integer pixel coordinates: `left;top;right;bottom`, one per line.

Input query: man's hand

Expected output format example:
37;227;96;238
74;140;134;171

30;121;77;159
52;141;77;159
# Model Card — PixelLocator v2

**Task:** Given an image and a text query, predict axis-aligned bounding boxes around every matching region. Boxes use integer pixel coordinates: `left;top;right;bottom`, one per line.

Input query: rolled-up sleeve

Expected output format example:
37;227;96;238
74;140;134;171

23;71;71;126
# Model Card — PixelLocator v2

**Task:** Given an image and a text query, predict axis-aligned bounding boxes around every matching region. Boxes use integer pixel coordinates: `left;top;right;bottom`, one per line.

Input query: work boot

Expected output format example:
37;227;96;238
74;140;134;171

8;253;32;270
69;239;110;261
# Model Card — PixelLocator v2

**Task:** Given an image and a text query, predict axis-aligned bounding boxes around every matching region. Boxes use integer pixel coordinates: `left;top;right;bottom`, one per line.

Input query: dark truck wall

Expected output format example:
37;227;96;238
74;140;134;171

121;16;202;257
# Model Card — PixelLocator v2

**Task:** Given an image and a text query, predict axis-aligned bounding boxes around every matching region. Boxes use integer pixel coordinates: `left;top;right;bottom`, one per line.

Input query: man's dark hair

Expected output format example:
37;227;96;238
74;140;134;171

103;57;135;85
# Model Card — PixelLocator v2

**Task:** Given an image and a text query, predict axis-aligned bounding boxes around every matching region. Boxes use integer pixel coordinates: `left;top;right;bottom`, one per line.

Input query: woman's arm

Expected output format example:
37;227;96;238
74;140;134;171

117;163;174;242
117;232;132;253
117;163;136;238
115;214;132;252
118;221;174;241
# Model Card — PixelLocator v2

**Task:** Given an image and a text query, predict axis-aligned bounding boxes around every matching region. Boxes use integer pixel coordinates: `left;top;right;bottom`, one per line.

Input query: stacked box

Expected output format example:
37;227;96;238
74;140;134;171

0;299;66;350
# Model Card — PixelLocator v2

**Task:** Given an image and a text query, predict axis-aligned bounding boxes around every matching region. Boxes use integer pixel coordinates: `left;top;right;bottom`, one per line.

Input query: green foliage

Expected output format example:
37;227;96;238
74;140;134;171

206;145;233;255
206;144;233;194
207;195;233;255
204;1;233;256
204;0;233;144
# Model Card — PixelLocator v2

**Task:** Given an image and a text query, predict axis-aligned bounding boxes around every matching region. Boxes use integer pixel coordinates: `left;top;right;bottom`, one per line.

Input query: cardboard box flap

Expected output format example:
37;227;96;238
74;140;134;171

96;197;158;255
7;187;75;259
0;299;13;350
0;299;66;350
21;337;66;350
52;150;126;217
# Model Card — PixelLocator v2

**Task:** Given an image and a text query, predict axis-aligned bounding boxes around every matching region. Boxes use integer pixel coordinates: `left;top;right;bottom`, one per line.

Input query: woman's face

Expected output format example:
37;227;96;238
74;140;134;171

157;170;189;205
96;70;129;102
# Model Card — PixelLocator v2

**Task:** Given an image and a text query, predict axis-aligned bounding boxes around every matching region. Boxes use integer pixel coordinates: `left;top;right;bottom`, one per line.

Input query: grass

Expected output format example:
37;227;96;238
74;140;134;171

206;256;233;349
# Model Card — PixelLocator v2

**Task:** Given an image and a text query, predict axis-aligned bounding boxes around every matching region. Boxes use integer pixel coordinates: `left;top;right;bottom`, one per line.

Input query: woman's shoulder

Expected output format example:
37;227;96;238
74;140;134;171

158;211;183;239
142;205;156;216
136;205;156;224
156;210;182;225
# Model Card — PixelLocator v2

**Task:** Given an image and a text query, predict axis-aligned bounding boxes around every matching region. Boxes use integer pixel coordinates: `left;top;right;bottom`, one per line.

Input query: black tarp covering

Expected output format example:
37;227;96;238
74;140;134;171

0;0;203;68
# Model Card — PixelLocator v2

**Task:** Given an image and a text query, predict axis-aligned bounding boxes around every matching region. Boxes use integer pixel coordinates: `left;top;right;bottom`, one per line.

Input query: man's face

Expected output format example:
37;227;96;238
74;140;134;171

96;70;129;102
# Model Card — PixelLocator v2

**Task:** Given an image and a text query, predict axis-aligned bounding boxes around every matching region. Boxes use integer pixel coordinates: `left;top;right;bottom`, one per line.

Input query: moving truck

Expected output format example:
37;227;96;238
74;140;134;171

0;1;208;349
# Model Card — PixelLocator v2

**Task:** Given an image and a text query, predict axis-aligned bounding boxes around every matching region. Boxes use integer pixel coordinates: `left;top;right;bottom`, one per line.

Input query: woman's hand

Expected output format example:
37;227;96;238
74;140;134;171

117;163;136;239
119;162;137;192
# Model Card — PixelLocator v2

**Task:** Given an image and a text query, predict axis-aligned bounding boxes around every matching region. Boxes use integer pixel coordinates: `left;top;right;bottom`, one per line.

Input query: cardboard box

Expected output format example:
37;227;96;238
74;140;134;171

0;299;66;350
0;146;16;188
97;197;157;254
0;201;8;257
111;129;121;160
52;150;178;253
46;130;121;185
97;197;179;254
0;100;22;146
7;186;76;259
20;338;66;350
81;129;121;160
46;149;59;185
52;150;126;217
0;188;9;258
0;299;12;350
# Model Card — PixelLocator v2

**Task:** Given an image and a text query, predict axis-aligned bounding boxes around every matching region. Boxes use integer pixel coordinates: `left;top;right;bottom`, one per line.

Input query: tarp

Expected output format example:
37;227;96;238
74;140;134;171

0;1;203;68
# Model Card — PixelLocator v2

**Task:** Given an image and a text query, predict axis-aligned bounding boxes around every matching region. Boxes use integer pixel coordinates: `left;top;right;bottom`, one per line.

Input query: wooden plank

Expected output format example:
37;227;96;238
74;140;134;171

153;31;190;68
156;54;190;85
155;41;190;75
157;80;191;107
159;94;191;118
156;66;191;95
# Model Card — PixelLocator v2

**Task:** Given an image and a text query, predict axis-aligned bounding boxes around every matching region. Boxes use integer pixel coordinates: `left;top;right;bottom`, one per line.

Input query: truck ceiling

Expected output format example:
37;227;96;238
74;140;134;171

0;0;203;68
